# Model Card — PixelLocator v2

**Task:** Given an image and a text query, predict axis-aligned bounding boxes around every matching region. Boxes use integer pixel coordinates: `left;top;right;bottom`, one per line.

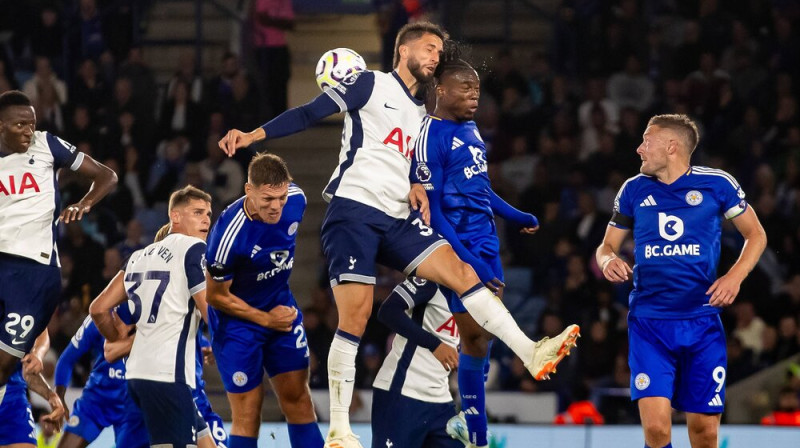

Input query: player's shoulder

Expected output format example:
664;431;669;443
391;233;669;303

219;197;246;220
287;182;306;205
332;70;376;96
618;173;651;194
690;166;741;189
166;233;206;249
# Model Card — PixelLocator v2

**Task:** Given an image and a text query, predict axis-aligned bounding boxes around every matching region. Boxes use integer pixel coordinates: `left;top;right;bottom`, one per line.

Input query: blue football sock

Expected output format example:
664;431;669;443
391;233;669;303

483;340;494;383
459;353;488;446
288;422;324;448
229;435;258;448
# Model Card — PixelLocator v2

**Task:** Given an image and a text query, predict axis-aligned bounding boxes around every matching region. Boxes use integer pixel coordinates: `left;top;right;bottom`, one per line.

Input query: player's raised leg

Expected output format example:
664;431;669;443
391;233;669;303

415;245;580;380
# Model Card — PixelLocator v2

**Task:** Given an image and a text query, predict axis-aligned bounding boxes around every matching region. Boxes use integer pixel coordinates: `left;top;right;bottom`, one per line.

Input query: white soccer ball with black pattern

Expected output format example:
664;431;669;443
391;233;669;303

315;48;367;91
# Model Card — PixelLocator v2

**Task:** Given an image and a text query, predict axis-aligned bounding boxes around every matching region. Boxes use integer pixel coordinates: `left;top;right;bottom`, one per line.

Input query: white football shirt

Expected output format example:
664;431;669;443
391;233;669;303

123;233;206;388
373;279;460;403
323;70;427;219
0;130;84;266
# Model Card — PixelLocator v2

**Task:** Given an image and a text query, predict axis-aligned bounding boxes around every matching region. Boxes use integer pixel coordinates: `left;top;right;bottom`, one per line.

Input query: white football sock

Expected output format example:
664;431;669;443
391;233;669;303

0;384;5;406
461;287;535;361
327;334;359;437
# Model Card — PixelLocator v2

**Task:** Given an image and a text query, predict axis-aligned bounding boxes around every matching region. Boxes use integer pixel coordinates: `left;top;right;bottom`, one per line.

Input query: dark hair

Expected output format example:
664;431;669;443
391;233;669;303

433;40;475;81
647;114;700;154
248;152;292;187
393;21;448;69
168;185;212;212
0;90;32;114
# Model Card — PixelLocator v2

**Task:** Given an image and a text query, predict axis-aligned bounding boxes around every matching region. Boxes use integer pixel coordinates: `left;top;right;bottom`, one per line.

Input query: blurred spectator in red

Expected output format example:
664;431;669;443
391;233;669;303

761;386;800;426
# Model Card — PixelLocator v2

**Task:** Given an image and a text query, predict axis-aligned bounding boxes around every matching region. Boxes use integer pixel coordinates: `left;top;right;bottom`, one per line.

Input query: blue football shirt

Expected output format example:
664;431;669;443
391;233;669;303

610;166;747;318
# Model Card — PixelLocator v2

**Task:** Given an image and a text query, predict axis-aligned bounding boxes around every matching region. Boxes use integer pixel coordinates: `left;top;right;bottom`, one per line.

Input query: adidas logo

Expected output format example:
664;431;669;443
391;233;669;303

451;137;464;150
708;393;723;407
250;245;262;258
463;406;480;415
639;195;657;207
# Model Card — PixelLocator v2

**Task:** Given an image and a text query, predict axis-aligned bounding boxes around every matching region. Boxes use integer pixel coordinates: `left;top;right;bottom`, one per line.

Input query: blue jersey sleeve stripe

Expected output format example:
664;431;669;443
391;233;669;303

216;210;245;265
324;88;347;112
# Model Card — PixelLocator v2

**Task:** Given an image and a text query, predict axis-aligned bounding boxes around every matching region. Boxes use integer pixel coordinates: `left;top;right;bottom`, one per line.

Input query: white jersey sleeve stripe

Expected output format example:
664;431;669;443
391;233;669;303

216;210;245;265
725;203;747;220
219;212;246;264
325;89;347;113
393;285;415;309
692;167;740;189
214;209;243;263
69;152;85;171
418;118;431;163
188;282;207;296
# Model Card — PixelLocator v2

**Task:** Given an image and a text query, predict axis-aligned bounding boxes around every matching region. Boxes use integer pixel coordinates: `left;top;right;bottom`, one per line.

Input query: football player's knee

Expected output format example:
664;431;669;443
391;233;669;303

280;387;315;420
688;420;717;447
642;420;670;444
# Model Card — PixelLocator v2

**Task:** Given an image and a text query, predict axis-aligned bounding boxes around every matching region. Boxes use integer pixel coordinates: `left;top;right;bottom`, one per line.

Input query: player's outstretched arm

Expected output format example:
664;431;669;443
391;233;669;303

596;225;633;283
205;272;297;331
707;207;767;307
89;271;130;342
219;92;342;157
60;154;118;223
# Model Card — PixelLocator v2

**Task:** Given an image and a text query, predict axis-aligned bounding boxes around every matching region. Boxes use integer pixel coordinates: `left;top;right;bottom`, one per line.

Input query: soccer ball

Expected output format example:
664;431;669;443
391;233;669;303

315;48;367;91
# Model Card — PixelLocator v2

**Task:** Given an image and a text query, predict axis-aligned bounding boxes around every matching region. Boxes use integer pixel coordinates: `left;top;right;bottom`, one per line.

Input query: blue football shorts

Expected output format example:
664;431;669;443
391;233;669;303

0;253;61;357
628;314;727;413
211;310;309;394
321;197;448;287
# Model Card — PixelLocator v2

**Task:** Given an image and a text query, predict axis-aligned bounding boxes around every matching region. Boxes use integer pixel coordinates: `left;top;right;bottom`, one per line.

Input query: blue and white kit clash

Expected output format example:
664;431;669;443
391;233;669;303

610;166;747;412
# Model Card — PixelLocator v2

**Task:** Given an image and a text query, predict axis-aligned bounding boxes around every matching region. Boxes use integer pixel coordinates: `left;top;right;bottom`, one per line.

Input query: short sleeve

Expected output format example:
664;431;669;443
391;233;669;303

70;316;100;350
185;241;207;295
45;132;82;170
205;215;238;282
410;118;445;191
716;171;747;219
324;71;375;112
609;178;635;229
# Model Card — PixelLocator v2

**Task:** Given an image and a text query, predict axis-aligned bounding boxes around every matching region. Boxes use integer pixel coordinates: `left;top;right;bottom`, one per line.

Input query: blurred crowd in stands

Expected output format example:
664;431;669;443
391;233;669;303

2;0;800;425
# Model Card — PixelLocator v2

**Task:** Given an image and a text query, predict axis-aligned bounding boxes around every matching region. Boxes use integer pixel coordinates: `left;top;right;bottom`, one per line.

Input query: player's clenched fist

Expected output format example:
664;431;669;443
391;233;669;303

601;255;632;283
261;305;297;332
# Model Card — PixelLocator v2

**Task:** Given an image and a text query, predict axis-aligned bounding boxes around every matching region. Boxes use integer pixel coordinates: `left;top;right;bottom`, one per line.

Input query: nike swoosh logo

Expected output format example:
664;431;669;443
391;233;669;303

12;338;24;345
344;379;355;383
384;103;398;110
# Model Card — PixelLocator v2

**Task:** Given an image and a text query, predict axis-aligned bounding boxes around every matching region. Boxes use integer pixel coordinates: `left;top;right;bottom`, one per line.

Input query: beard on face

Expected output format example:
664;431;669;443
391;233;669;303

407;56;434;84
